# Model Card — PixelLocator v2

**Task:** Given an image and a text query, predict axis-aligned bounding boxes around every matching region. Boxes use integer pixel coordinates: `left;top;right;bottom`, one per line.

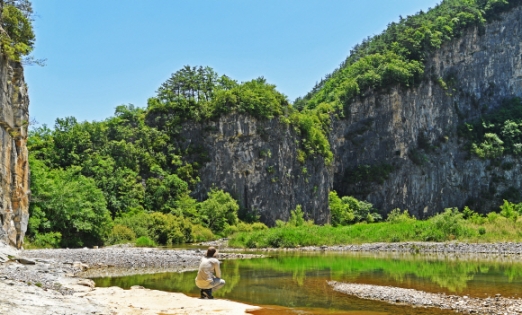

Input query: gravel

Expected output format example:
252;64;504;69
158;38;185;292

329;281;522;315
224;241;522;255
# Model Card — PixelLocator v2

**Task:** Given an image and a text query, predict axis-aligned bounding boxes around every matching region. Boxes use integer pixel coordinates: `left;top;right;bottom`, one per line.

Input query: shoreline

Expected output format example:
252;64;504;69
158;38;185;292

218;240;522;255
0;245;262;315
4;241;522;314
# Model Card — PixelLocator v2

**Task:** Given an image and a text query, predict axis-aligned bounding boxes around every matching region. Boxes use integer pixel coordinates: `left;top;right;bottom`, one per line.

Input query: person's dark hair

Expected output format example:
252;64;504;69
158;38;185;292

206;246;217;258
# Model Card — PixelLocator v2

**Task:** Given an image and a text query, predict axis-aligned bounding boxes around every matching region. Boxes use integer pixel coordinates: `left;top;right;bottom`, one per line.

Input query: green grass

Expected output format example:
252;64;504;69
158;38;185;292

229;214;522;248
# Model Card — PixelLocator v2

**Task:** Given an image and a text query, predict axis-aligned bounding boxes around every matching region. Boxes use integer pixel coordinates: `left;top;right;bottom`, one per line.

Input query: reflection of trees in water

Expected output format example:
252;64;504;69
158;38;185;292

235;254;522;293
292;266;306;286
503;264;522;282
215;260;241;296
94;254;522;296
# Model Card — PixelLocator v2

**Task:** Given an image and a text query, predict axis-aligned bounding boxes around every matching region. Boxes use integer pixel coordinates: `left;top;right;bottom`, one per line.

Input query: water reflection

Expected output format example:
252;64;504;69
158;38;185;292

92;252;522;314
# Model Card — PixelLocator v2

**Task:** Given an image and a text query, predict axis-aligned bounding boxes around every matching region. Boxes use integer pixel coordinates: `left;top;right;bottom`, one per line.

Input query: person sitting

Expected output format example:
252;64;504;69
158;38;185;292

195;246;225;299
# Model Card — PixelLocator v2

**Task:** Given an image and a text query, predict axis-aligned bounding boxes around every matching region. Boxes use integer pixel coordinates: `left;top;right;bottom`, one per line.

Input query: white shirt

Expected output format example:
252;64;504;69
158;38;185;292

195;257;221;289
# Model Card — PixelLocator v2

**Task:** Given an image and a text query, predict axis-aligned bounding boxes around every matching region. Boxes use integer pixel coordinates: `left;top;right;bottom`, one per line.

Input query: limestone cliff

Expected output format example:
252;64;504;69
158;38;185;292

332;6;522;218
185;6;522;223
0;55;29;248
182;114;331;226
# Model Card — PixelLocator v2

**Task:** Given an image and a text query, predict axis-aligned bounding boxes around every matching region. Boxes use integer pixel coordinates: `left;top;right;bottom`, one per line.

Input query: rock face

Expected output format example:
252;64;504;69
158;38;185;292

0;55;30;248
186;7;522;222
331;6;522;218
182;114;332;226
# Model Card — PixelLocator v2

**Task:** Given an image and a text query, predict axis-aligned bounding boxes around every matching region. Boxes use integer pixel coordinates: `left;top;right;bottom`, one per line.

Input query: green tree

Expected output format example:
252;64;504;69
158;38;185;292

329;191;355;226
28;157;112;247
499;199;521;224
197;189;239;234
1;3;34;61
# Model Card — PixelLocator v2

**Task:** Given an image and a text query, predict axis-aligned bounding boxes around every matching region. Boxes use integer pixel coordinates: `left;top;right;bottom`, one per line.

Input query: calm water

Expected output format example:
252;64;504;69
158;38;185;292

92;252;522;314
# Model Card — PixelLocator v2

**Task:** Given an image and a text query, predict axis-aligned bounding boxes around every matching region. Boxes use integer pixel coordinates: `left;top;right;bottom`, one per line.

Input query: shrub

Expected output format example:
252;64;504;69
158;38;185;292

31;232;62;249
423;208;472;241
478;227;486;235
223;224;239;236
114;212;152;239
487;212;500;223
190;224;215;242
251;222;268;231
288;205;306;227
148;212;192;245
135;236;155;247
499;199;521;220
329;191;355;226
386;209;415;223
469;212;486;225
107;225;136;245
275;220;286;228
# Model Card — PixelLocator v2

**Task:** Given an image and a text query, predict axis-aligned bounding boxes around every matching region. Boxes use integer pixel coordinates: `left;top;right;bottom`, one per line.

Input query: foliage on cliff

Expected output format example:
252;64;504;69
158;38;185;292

146;66;333;163
459;97;522;158
295;0;522;111
1;1;35;61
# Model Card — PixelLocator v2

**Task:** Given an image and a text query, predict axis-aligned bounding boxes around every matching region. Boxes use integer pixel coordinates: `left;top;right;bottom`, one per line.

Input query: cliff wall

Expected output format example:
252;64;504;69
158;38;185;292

181;114;332;226
0;55;29;248
332;6;522;217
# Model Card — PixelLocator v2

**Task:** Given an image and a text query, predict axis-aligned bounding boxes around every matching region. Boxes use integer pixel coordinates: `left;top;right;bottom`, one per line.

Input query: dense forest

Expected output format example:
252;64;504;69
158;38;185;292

21;0;522;248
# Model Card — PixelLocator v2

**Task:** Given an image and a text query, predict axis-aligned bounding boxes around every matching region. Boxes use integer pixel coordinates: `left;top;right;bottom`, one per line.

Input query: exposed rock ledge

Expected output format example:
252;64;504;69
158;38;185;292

0;279;260;315
329;281;522;315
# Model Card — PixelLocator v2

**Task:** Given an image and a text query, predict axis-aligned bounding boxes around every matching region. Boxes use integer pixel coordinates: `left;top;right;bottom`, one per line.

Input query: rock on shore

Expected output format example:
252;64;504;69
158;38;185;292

329;281;522;315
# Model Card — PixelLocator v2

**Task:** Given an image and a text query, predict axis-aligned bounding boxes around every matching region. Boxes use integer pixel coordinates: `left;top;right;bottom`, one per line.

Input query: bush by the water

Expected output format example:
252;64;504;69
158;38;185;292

229;197;522;248
135;236;155;247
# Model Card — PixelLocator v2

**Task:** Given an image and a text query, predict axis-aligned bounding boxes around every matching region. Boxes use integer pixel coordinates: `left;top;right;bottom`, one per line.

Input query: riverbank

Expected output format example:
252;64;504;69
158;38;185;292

221;240;522;254
329;281;522;315
0;244;262;314
4;242;522;314
21;245;264;278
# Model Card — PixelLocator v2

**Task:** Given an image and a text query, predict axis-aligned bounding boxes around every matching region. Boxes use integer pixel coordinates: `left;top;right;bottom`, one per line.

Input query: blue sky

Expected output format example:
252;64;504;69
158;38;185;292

26;0;441;127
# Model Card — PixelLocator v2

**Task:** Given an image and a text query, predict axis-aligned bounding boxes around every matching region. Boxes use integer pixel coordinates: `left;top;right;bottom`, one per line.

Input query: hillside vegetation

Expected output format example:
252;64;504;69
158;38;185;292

27;0;522;248
295;0;522;112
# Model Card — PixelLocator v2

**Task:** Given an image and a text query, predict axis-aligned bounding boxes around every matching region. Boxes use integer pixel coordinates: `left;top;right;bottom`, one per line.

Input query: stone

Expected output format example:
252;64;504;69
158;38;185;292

17;258;35;265
77;279;95;288
72;261;89;271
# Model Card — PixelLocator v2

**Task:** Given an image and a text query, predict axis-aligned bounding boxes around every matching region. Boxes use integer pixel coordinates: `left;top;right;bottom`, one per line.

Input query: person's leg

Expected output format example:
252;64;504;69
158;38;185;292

202;288;213;299
211;278;226;291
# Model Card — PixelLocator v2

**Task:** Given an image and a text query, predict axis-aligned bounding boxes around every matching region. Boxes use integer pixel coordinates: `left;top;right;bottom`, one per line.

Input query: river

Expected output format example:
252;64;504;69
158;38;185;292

92;251;522;314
